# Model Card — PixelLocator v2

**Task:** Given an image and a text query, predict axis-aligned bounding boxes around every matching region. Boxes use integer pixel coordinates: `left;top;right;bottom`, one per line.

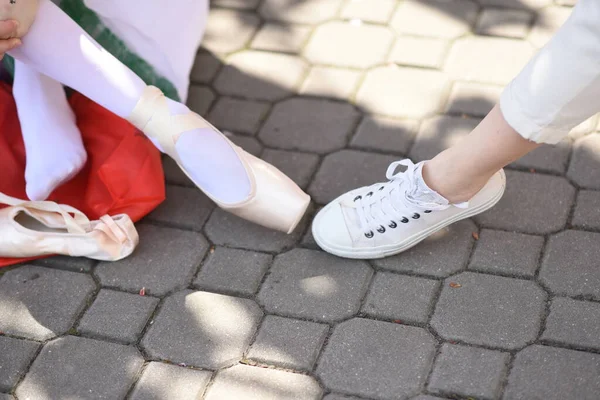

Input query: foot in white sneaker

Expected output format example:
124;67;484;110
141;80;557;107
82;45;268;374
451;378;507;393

312;159;505;259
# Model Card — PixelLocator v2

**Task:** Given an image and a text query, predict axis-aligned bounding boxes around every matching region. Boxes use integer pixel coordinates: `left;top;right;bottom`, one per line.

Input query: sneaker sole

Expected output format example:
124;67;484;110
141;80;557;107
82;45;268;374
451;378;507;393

313;170;506;259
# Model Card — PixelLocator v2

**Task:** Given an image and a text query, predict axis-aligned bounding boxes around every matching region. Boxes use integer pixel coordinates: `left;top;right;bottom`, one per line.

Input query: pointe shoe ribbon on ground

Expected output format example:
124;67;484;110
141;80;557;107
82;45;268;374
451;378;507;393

128;86;311;234
0;192;138;261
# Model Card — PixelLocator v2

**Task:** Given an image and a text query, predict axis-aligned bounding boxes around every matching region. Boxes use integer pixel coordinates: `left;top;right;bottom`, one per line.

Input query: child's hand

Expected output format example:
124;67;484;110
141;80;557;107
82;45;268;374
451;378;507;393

0;20;21;59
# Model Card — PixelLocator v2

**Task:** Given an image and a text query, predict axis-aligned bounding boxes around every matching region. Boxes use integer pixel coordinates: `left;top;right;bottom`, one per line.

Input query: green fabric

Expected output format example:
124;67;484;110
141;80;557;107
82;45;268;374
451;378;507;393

3;0;179;101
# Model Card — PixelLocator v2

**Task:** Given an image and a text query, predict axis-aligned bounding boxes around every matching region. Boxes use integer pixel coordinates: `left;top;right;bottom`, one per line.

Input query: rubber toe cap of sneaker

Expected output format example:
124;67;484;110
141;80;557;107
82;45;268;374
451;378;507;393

312;202;353;251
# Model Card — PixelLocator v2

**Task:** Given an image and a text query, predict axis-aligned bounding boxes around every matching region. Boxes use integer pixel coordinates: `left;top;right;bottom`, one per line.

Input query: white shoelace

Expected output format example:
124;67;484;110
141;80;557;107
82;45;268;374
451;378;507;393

343;160;466;238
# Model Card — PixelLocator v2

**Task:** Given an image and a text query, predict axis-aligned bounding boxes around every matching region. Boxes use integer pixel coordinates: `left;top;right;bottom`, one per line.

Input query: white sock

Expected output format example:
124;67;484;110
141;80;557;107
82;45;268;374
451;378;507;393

9;0;251;203
13;61;87;201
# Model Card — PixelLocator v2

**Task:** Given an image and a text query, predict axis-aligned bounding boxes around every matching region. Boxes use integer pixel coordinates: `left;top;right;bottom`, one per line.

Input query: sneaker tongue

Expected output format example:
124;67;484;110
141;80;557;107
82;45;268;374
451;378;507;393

412;163;450;206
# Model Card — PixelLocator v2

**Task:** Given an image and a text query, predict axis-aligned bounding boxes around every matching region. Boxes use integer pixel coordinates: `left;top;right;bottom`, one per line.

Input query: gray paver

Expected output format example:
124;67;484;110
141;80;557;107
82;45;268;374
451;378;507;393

202;9;259;54
391;0;478;39
476;8;532;38
567;135;600;189
304;22;393;69
478;0;551;8
261;149;320;189
410;116;480;162
194;247;272;296
0;266;95;340
469;229;544;278
504;345;600;400
572;190;600;230
373;220;476;277
542;297;600;351
300;67;362;100
204;208;305;252
96;224;208;296
341;0;395;23
259;0;343;24
32;255;95;273
317;318;436;400
163;156;194;187
129;362;212;400
431;272;546;349
388;37;449;69
16;336;143;400
251;23;312;53
208;97;270;135
0;394;14;400
475;170;575;234
258;249;373;322
445;82;502;117
361;272;440;324
214;51;307;101
309;150;398;205
247;315;328;370
323;395;368;400
410;396;448;400
0;336;39;392
212;0;260;9
540;230;600;300
227;133;263;156
511;140;571;174
186;86;215;116
259;98;360;154
190;52;222;84
205;364;322;400
142;290;262;368
350;116;419;155
148;185;214;231
357;65;450;118
78;289;158;343
428;344;509;400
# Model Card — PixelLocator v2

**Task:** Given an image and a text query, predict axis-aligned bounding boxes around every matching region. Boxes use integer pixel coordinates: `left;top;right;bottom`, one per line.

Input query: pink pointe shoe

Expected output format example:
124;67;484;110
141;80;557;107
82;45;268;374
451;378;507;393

0;192;138;261
128;86;311;234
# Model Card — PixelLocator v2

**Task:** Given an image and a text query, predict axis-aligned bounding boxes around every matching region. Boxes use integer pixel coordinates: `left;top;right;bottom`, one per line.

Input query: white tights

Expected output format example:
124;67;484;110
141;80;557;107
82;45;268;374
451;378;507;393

9;0;251;203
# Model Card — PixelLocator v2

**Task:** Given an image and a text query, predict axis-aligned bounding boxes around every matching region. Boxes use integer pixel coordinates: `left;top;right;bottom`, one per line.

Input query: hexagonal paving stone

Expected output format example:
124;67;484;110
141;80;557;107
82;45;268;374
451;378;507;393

391;0;478;39
431;272;547;349
542;297;600;351
445;82;502;117
208;97;270;135
204;208;306;252
259;98;359;154
16;336;143;400
540;230;600;300
410;116;480;162
304;22;393;69
350;116;419;155
428;344;509;400
373;220;477;277
214;51;308;101
32;255;95;273
323;395;366;400
469;229;544;278
475;170;575;234
388;37;449;69
504;345;600;400
148;185;214;231
0;336;39;392
261;149;320;189
308;150;398;205
129;362;212;400
187;86;215;116
227;133;264;156
528;6;572;48
445;37;535;85
251;23;312;53
300;67;362;100
478;0;551;8
317;318;436;400
357;65;450;118
247;315;329;370
202;9;260;54
212;0;261;9
190;52;222;84
476;8;532;38
511;140;572;174
205;364;322;400
259;0;343;24
572;190;600;230
95;224;208;296
361;272;440;323
0;394;14;400
567;134;600;190
142;290;262;368
258;249;372;322
0;266;95;340
340;0;396;23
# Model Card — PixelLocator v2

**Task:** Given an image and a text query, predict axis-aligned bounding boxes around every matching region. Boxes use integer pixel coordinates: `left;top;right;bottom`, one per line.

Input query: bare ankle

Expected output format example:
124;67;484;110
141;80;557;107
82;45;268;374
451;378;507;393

421;161;486;203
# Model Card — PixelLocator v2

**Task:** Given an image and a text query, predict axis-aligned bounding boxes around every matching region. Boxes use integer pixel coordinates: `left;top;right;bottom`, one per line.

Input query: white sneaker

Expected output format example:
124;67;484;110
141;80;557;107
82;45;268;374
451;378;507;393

312;159;505;259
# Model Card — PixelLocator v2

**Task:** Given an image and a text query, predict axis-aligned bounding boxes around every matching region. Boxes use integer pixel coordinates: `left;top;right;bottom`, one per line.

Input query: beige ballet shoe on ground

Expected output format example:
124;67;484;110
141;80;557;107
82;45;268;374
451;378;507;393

128;86;311;234
0;192;138;261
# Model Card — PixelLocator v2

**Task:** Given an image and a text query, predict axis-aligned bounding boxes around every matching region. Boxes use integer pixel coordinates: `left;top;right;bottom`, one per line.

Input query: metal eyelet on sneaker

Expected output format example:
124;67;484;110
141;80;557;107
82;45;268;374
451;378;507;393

401;217;409;223
379;186;385;191
389;221;397;228
424;210;432;213
377;225;386;233
354;195;362;202
366;192;373;197
412;213;420;219
365;231;374;238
